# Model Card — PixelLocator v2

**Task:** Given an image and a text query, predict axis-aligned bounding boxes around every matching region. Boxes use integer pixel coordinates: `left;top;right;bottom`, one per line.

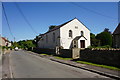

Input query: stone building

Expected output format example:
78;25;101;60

113;23;120;48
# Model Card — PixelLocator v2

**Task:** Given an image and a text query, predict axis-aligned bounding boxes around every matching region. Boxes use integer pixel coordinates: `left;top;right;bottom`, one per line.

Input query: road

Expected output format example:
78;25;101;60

3;50;111;78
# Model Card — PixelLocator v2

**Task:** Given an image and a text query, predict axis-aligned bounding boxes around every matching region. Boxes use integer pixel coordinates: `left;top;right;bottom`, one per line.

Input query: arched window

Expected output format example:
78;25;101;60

69;30;72;38
53;33;55;42
81;31;84;36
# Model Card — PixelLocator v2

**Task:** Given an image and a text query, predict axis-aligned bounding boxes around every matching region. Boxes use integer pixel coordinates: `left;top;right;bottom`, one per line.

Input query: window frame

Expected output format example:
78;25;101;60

81;31;84;36
53;33;55;42
69;30;73;38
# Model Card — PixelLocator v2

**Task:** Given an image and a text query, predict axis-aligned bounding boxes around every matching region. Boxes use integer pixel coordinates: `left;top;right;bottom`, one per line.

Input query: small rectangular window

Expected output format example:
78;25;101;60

69;30;72;38
53;33;55;42
75;26;78;29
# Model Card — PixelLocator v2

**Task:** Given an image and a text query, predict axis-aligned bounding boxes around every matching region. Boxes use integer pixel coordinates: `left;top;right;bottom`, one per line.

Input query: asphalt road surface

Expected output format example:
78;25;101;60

8;50;110;78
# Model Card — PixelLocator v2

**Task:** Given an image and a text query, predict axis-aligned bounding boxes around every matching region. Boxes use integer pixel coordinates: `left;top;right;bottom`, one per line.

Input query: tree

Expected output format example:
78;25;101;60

90;33;100;47
25;40;35;50
104;28;111;34
33;34;43;47
12;39;36;50
90;33;95;39
49;25;57;30
13;42;19;48
96;31;112;46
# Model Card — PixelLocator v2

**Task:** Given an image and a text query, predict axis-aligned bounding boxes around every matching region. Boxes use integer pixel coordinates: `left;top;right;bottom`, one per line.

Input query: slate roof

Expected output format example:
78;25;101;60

113;23;120;35
47;18;75;33
2;37;9;42
43;18;90;35
73;36;87;41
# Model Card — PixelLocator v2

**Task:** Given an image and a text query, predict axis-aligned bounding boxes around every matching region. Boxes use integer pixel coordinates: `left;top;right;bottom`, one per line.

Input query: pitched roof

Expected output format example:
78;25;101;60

73;36;87;41
2;37;9;42
113;23;120;35
47;18;75;33
44;18;90;35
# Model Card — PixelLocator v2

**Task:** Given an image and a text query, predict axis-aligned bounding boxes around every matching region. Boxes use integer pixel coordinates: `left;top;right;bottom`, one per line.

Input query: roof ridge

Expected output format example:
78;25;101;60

44;17;89;35
47;18;77;33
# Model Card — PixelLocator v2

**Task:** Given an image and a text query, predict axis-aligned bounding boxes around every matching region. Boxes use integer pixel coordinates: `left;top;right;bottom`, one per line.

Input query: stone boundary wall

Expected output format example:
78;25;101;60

80;49;120;68
33;48;72;57
59;49;72;58
33;48;56;55
33;48;120;67
90;48;120;51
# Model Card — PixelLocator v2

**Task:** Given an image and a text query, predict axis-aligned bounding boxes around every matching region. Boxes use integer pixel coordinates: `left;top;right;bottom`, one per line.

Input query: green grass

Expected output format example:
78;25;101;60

40;53;72;60
76;61;120;71
55;56;72;60
40;53;53;56
39;53;120;71
40;54;48;55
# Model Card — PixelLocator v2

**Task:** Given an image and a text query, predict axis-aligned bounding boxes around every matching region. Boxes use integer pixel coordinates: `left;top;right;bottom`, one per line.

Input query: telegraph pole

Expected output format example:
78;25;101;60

14;37;15;42
118;1;120;24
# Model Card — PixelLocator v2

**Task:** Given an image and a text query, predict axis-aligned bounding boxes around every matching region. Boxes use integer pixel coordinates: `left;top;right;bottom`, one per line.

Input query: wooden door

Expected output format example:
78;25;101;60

80;40;85;48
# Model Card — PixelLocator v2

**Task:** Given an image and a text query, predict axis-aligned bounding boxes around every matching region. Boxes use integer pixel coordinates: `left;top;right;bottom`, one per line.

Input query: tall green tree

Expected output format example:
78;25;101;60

12;40;36;50
33;34;43;47
96;29;112;46
90;33;100;47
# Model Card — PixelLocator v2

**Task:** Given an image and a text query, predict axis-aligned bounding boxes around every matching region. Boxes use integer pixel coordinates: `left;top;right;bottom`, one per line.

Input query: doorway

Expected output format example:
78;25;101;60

80;40;85;48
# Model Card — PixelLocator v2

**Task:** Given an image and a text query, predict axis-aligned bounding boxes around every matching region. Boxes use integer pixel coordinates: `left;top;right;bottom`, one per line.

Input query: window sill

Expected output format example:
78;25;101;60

68;37;72;39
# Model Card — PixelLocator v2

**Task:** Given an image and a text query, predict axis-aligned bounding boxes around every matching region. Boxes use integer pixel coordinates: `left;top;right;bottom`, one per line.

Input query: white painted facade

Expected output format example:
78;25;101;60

38;18;90;49
0;36;11;47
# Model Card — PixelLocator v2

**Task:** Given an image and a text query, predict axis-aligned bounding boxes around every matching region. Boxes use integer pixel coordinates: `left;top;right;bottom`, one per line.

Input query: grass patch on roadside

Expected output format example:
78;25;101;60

55;56;72;60
37;52;120;71
40;53;53;56
40;54;48;55
76;61;120;71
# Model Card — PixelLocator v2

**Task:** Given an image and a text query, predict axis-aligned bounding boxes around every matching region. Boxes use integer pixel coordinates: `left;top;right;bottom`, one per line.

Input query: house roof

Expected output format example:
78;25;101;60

46;18;75;34
113;23;120;35
2;37;9;42
44;18;90;35
73;36;87;41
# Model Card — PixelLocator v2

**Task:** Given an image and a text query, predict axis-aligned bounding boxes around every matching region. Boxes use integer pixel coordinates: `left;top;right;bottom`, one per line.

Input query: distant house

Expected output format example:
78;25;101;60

0;36;2;46
38;18;90;49
0;36;11;47
113;23;120;48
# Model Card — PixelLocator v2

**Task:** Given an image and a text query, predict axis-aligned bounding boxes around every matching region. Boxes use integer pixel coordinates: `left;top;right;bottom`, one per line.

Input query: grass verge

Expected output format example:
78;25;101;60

55;56;72;60
38;53;120;71
76;61;120;71
40;54;48;56
40;53;72;60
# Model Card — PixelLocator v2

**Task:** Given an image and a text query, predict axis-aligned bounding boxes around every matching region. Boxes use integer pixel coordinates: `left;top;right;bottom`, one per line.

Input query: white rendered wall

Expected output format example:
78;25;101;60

38;29;60;49
60;19;90;49
38;18;90;49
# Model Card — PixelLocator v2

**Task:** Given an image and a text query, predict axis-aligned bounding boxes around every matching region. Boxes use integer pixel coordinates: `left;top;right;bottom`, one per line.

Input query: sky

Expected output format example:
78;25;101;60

1;2;119;41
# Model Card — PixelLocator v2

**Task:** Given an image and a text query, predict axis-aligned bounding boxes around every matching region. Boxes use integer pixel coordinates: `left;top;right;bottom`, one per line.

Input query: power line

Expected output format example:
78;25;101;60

70;2;117;20
14;2;39;34
2;3;15;40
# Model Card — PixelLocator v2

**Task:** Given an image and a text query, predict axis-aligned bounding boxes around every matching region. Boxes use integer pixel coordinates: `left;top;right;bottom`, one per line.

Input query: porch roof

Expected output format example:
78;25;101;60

73;36;87;41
